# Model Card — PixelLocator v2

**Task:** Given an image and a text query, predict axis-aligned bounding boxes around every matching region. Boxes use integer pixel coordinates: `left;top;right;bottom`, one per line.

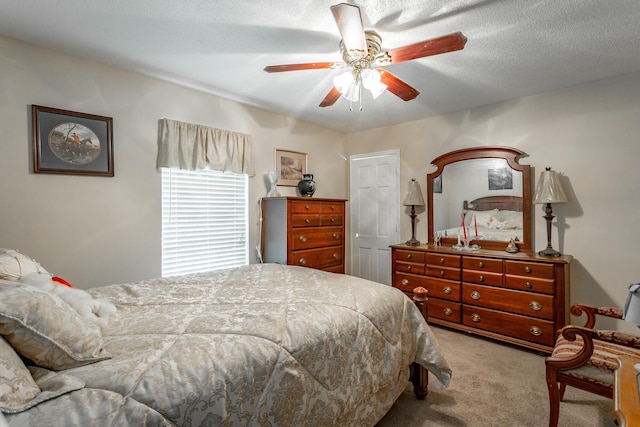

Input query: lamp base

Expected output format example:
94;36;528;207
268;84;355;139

538;246;561;257
405;238;421;246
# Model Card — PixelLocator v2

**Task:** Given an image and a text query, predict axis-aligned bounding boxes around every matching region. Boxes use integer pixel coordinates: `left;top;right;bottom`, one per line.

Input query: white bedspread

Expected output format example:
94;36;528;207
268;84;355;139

6;264;451;426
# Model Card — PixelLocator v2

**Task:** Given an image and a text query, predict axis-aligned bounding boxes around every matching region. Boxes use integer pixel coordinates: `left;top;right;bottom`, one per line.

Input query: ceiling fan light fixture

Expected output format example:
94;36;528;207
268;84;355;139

361;68;387;99
333;71;359;101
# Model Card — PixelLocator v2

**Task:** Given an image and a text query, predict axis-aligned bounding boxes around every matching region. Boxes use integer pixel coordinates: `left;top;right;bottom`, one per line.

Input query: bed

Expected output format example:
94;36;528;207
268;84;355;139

437;195;524;243
0;260;451;426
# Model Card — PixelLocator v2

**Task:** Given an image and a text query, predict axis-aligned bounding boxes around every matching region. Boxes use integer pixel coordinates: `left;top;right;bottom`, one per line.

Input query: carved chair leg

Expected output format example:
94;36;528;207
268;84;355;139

546;365;561;427
559;383;566;401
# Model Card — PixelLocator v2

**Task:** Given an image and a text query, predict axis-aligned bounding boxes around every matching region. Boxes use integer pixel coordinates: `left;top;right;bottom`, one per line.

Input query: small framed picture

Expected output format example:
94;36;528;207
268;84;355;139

275;149;307;186
32;105;114;176
488;167;513;190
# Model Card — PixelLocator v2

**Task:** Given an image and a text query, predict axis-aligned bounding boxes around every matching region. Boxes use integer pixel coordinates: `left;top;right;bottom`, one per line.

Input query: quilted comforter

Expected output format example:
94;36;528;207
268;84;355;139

6;263;451;426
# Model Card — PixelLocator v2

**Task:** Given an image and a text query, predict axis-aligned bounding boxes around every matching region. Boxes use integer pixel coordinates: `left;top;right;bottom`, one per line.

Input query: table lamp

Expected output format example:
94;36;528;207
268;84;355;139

533;167;568;256
403;179;425;246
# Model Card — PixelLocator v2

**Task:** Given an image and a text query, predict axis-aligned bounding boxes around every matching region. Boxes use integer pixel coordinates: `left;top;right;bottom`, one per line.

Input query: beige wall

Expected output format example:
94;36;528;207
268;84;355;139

347;71;640;329
3;34;640;331
0;35;347;287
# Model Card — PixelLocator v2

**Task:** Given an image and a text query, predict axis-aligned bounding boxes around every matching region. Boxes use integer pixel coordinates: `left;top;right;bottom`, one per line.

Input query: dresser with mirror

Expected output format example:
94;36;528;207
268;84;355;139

391;146;571;353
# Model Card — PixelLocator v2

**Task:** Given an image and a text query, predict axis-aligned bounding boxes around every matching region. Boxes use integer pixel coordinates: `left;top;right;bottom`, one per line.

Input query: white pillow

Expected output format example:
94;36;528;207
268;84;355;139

498;210;523;229
0;280;111;371
0;336;40;413
0;249;48;281
470;209;500;228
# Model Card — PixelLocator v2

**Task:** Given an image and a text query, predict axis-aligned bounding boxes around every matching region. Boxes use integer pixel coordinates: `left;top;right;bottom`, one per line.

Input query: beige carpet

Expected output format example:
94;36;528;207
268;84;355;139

377;325;614;427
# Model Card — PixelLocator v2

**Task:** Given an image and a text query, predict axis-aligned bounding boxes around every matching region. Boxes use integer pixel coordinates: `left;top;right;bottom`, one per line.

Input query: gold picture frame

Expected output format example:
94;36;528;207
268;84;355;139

275;149;307;186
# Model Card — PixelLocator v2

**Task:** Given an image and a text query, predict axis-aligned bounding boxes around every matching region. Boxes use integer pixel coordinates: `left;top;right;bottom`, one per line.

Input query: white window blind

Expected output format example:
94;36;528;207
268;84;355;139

161;168;248;277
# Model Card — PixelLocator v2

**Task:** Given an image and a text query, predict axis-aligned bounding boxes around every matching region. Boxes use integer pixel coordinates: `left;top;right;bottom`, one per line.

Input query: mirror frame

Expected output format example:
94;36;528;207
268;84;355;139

427;146;532;251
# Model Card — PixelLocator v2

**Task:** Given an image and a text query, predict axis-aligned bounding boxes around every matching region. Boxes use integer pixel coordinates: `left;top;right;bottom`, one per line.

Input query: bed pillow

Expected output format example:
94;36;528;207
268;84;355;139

0;336;40;413
470;209;500;228
0;249;49;281
498;210;523;229
0;280;111;371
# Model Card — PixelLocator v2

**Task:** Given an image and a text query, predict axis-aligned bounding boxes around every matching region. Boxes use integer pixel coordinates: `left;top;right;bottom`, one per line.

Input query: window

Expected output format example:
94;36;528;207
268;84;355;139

161;168;248;276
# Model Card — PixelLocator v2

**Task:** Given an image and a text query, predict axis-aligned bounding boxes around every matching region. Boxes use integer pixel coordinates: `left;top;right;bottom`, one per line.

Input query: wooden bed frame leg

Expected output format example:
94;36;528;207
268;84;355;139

411;287;429;400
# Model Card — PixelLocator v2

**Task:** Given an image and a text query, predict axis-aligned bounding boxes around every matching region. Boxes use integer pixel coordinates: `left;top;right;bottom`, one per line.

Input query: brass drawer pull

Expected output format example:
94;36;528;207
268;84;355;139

470;291;481;300
443;286;452;295
305;205;310;210
299;235;307;243
331;205;336;210
529;326;542;336
439;270;445;277
305;219;311;224
439;257;445;264
333;233;340;239
407;254;412;260
525;266;532;273
479;275;485;282
525;282;532;289
333;253;340;260
299;258;306;265
330;218;336;223
471;313;481;322
406;265;412;271
401;278;409;286
444;308;453;316
478;261;484;268
529;301;542;311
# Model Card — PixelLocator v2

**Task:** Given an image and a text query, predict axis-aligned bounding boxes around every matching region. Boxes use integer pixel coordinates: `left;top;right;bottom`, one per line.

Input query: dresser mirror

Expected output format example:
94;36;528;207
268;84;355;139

427;146;532;251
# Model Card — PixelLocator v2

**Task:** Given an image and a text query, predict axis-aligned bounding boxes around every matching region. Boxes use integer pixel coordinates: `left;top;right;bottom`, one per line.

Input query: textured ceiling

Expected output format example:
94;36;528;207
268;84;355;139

1;0;639;132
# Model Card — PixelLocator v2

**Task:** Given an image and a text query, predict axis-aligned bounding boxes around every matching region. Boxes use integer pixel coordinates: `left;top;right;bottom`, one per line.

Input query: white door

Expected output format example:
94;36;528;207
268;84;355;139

349;150;400;285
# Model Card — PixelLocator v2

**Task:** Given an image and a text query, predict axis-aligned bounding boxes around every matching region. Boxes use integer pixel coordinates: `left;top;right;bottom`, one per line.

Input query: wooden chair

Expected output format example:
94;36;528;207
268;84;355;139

545;303;640;427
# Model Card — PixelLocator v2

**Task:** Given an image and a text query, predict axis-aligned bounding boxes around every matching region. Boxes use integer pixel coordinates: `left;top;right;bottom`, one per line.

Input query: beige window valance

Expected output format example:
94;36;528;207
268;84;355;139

157;118;255;176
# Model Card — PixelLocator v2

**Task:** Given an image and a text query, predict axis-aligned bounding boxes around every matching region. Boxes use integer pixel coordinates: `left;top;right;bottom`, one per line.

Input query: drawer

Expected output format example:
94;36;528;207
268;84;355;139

320;214;343;226
291;214;320;227
422;277;461;302
462;270;503;287
393;272;429;293
321;202;344;214
291;200;322;214
291;227;343;250
505;260;554;280
462;256;503;273
290;246;343;269
462;283;555;320
429;298;462;323
462;306;556;347
425;265;460;281
505;275;555;295
426;253;460;269
395;250;425;264
395;261;425;275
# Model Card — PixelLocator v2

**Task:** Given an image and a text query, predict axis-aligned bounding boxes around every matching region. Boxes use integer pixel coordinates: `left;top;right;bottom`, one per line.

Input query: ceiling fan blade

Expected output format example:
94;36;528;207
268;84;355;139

386;32;467;64
319;87;342;108
377;69;420;101
264;62;340;73
330;3;367;53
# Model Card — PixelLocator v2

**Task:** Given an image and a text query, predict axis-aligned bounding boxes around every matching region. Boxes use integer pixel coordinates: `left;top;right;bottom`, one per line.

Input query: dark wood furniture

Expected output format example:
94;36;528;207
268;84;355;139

391;244;571;353
545;304;640;427
261;197;347;273
615;355;640;427
428;146;532;251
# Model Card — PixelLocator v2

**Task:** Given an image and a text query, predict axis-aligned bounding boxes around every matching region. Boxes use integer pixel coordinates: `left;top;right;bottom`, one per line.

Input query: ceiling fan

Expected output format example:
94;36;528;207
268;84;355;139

264;3;467;108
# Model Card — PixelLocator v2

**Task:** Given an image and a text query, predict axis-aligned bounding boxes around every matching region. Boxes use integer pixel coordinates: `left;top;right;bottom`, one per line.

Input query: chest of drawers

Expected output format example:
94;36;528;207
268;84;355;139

391;244;572;353
261;197;347;273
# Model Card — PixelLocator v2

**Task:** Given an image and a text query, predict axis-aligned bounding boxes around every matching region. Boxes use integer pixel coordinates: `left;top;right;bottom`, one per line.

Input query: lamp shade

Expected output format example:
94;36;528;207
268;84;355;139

624;283;640;326
402;179;425;206
533;168;568;204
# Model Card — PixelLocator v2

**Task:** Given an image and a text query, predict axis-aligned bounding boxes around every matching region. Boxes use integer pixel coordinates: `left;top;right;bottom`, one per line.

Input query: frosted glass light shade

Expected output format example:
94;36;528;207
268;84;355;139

361;69;387;99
